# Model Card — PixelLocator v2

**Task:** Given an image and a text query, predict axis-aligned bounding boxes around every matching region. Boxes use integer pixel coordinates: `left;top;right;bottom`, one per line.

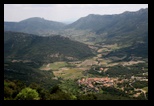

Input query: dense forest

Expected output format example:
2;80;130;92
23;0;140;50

4;31;94;65
5;79;147;100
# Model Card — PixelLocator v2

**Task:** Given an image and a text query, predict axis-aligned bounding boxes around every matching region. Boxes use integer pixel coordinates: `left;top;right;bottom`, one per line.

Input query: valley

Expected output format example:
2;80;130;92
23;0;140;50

4;8;148;100
4;33;148;100
37;42;148;99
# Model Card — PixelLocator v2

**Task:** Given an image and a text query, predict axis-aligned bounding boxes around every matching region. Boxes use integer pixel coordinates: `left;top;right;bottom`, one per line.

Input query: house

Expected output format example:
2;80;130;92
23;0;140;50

100;68;104;71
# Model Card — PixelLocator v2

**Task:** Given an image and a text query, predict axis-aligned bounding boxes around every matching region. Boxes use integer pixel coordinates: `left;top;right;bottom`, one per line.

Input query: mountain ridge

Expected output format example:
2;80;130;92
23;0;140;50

66;8;148;46
66;8;148;31
4;8;148;36
4;17;66;35
4;31;94;65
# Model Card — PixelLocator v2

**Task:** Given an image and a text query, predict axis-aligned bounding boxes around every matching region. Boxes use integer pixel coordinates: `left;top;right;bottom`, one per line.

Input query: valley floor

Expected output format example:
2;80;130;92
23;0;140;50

39;43;148;99
4;43;148;100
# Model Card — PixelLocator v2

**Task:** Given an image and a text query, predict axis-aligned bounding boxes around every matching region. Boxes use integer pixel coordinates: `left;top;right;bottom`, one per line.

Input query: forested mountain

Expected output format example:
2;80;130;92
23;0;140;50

4;31;94;64
4;17;66;35
104;38;148;61
66;8;148;45
66;8;148;31
4;8;148;44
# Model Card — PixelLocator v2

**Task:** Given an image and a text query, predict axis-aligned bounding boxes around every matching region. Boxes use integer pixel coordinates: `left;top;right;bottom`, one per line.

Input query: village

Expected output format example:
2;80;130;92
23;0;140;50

77;64;148;99
77;76;119;92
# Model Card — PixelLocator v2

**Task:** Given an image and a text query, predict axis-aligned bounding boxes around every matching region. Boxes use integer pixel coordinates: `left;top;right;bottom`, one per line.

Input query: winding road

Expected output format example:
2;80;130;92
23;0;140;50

129;80;147;100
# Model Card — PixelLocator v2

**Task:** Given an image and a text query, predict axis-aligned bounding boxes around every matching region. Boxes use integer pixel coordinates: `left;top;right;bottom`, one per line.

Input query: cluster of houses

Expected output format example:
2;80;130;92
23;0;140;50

131;76;148;81
77;77;117;92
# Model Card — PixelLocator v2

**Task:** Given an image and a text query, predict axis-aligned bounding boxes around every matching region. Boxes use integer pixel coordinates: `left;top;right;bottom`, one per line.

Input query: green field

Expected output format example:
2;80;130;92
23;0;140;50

40;62;68;70
142;87;148;92
53;68;84;80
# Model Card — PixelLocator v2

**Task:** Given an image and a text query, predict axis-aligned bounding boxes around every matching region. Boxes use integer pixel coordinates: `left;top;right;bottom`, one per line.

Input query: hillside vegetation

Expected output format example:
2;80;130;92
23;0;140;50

4;17;66;35
4;31;94;65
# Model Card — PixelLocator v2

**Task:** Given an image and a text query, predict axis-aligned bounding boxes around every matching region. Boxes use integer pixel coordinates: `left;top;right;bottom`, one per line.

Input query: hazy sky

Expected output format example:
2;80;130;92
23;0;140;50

4;4;148;23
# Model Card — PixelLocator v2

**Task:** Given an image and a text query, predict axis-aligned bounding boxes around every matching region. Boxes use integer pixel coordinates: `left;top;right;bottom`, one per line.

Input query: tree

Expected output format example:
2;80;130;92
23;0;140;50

15;87;40;100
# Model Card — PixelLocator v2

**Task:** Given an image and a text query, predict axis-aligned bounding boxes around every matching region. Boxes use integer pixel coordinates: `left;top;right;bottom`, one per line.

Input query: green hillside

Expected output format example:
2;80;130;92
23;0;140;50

4;31;94;65
4;62;60;89
67;8;148;46
4;17;66;35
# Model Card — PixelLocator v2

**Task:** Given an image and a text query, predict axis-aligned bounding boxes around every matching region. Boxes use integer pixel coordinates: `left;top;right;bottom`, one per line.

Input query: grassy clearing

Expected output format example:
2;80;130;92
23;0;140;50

40;62;68;71
100;61;108;66
142;87;148;92
53;68;84;80
48;62;68;70
101;43;131;52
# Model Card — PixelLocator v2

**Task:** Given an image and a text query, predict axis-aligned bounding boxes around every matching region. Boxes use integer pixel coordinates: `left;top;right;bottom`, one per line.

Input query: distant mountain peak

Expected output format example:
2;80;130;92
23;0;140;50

19;17;45;22
122;8;148;15
87;14;96;16
4;17;66;35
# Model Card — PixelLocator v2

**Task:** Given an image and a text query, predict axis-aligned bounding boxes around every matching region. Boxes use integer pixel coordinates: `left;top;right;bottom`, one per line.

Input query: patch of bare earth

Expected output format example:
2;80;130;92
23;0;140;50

97;48;104;53
107;63;119;67
133;93;141;97
47;63;50;67
59;67;70;71
97;54;102;58
122;61;145;66
77;59;98;67
41;67;51;71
